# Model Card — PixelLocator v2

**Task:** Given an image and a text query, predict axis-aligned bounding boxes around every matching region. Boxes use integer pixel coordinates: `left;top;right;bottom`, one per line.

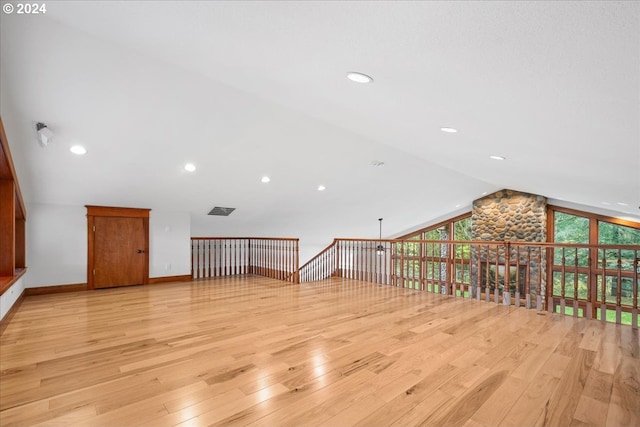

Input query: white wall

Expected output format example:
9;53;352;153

298;241;332;266
0;276;25;321
24;203;192;287
149;211;191;277
26;203;87;287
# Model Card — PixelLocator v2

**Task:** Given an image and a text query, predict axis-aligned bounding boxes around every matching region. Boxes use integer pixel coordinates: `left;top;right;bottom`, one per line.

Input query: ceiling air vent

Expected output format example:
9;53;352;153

208;206;236;216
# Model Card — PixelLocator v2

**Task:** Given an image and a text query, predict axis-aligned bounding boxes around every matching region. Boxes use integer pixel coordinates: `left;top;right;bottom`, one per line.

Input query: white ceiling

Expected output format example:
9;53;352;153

1;1;639;253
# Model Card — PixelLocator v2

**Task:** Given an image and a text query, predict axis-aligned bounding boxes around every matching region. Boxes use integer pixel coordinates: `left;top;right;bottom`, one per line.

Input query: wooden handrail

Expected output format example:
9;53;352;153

298;239;337;271
298;239;338;283
331;237;640;250
192;237;299;241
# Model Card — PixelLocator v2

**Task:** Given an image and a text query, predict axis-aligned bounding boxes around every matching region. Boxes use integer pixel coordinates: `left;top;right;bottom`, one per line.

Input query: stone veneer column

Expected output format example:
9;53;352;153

470;189;547;301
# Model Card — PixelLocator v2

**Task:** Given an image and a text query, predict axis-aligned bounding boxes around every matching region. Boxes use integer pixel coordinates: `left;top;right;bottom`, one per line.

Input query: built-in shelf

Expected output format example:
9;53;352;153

0;116;27;296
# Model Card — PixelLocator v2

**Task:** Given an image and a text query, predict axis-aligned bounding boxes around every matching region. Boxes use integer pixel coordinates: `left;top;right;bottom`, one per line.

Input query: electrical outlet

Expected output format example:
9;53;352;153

165;263;172;271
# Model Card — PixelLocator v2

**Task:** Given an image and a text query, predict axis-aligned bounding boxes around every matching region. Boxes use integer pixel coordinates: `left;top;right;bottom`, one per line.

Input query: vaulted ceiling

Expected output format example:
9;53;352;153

1;1;638;253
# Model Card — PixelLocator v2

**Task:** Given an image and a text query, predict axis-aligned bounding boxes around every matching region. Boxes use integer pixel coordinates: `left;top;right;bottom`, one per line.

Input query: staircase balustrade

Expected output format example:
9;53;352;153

191;237;299;283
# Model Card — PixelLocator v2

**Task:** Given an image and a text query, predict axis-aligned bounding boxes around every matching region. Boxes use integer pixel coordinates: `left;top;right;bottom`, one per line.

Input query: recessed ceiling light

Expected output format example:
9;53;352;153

489;155;506;160
481;192;488;195
616;202;628;206
184;163;196;172
601;202;611;205
440;127;458;133
347;72;373;83
455;204;461;208
69;145;87;155
261;176;271;183
317;185;326;191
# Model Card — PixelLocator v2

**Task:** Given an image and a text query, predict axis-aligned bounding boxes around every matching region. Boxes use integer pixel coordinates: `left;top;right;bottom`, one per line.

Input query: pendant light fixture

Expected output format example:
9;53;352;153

376;217;385;256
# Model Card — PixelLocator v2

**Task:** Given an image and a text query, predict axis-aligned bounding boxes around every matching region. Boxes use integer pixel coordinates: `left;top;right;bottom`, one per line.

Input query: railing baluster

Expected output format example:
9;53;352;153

633;250;638;329
349;240;353;279
560;247;566;315
616;249;622;324
485;246;490;303
493;245;499;304
525;247;531;309
573;247;579;317
197;239;201;278
601;249;607;323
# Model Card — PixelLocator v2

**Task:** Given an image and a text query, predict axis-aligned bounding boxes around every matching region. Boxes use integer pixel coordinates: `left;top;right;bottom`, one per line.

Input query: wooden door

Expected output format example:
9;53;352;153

87;206;150;289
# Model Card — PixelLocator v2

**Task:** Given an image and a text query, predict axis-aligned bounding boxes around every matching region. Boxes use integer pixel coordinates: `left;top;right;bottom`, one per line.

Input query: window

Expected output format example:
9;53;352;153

549;206;639;325
396;213;472;295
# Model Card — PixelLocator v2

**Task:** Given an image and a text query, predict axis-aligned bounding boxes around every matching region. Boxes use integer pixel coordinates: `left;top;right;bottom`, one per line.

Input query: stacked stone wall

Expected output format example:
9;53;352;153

472;190;547;242
470;189;547;300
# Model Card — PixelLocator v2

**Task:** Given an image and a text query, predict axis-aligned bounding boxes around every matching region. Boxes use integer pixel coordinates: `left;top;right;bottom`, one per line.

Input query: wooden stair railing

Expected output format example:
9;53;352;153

191;237;299;283
298;239;338;283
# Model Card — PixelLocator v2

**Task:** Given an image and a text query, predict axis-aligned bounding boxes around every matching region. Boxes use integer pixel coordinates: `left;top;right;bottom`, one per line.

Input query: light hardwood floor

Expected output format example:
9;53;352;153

1;275;638;427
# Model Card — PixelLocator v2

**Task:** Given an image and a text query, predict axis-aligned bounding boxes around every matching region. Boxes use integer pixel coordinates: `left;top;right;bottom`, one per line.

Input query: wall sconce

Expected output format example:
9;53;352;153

36;122;54;147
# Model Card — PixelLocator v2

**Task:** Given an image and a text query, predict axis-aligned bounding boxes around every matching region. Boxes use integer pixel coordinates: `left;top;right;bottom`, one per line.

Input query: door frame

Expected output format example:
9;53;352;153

86;205;150;290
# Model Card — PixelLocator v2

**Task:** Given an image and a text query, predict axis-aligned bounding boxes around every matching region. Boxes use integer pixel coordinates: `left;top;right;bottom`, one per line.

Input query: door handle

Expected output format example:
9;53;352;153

137;249;144;253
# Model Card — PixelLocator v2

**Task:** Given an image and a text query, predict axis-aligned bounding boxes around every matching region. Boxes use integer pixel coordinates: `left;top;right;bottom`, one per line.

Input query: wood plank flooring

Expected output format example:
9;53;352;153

1;275;638;426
